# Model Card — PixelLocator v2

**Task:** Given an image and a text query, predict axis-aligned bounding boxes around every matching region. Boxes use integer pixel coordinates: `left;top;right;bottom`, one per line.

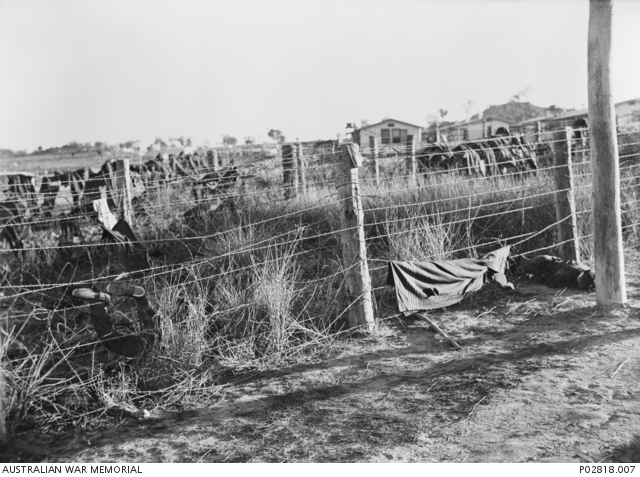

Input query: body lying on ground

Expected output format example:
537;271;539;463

517;255;595;291
72;281;159;358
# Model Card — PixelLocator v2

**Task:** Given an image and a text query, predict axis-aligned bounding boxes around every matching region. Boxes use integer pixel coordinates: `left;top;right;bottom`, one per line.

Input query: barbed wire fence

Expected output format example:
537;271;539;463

3;126;640;311
0;124;639;435
2;126;640;310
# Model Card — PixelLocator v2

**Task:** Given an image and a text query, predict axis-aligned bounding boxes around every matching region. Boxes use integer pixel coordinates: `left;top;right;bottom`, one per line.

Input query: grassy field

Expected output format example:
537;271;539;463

1;144;639;462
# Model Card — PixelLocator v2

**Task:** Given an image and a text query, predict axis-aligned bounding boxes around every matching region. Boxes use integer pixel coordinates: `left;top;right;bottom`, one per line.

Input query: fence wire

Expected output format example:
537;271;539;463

2;125;640;409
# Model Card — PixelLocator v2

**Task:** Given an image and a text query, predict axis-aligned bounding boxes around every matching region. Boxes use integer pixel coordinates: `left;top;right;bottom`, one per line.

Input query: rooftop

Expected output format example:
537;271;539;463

355;118;425;131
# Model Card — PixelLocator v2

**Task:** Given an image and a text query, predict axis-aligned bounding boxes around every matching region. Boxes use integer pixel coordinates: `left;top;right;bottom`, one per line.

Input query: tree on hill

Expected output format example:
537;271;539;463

222;135;237;146
268;129;286;144
463;100;474;121
510;87;532;102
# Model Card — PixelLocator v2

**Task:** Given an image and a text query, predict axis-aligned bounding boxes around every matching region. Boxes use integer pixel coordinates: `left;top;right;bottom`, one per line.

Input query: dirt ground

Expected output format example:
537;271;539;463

2;252;640;463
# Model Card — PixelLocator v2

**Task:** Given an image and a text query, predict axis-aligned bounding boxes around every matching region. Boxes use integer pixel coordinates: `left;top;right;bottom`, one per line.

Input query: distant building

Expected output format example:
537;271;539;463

428;101;565;143
436;116;511;142
424;101;558;143
350;118;423;149
511;97;640;138
510;109;588;142
616;98;640;127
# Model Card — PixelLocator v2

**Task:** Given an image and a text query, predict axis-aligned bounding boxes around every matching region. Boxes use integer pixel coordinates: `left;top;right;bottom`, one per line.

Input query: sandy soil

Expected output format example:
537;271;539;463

2;254;640;463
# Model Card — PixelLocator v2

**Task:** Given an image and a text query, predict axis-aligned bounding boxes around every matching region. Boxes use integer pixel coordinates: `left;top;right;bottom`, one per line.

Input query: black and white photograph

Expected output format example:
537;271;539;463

0;0;639;465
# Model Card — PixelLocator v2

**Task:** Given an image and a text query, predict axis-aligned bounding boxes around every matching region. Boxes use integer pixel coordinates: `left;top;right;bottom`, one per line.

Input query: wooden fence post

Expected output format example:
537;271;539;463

550;127;580;263
291;146;299;198
588;0;626;306
282;144;296;200
213;149;219;172
574;124;589;171
407;137;417;182
297;143;306;194
536;121;543;143
0;295;7;441
336;143;375;330
115;158;134;225
371;136;380;187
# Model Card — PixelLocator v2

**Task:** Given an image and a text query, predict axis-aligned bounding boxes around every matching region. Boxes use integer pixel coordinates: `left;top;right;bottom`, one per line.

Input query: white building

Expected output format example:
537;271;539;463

350;118;423;149
436;116;512;142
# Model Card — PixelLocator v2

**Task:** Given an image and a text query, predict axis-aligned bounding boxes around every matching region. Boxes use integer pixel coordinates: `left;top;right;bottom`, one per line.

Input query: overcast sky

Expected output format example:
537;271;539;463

1;0;639;151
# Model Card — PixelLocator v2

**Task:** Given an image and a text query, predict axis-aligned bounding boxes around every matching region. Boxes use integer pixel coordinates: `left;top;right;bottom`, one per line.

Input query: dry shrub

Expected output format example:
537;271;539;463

208;236;335;368
363;168;559;262
2;331;97;434
384;206;467;262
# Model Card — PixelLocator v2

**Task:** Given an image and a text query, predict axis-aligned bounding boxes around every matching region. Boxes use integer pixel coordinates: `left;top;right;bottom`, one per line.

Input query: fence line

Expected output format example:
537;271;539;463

4;131;637;225
16;155;589;234
366;212;574;269
361;164;564;197
3;179;343;230
2;130;640;340
7;130;636;203
3;129;639;272
2;141;639;286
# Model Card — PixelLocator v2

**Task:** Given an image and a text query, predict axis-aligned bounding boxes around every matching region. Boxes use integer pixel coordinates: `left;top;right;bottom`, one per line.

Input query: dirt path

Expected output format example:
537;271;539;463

3;263;640;463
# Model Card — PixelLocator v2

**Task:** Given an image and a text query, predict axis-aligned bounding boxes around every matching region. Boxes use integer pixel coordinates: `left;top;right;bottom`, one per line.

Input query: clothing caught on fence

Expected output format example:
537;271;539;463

387;246;512;312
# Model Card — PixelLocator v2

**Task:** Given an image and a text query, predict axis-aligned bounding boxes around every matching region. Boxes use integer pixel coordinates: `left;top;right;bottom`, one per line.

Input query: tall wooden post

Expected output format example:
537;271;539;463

291;146;299;198
297;143;306;194
115;158;133;225
536;121;543;143
282;144;296;200
371;136;380;186
550;127;580;262
336;143;375;330
588;0;626;306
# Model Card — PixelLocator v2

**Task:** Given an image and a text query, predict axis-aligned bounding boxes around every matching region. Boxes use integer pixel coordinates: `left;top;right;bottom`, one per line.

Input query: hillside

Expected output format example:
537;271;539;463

483;101;564;123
